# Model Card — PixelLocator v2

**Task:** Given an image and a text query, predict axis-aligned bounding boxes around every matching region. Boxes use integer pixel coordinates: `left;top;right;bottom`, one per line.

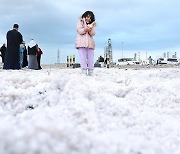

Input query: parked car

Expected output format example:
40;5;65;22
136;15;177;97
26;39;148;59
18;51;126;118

157;58;167;64
116;58;140;66
157;58;179;65
167;58;179;65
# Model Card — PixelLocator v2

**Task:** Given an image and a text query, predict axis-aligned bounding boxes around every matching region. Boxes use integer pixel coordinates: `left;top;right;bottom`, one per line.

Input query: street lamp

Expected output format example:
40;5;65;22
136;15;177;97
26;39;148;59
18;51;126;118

121;42;124;58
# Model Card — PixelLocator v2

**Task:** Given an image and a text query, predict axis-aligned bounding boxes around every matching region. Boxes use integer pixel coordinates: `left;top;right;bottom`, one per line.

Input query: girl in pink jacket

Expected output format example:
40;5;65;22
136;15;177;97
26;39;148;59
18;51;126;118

75;11;96;76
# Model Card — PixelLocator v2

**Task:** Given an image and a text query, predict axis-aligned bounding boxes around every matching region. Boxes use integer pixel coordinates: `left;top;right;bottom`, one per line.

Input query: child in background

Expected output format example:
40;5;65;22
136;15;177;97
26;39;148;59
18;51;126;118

19;41;25;69
37;44;43;69
75;11;96;76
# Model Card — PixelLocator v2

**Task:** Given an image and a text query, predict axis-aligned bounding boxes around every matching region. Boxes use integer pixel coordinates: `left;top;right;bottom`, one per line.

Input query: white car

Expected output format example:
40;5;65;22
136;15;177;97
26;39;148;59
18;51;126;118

167;58;179;65
157;58;167;64
157;58;179;65
116;58;140;66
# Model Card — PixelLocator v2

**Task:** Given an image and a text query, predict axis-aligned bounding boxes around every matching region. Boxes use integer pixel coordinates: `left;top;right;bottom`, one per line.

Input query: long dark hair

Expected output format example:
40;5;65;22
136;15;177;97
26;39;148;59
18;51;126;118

82;11;95;24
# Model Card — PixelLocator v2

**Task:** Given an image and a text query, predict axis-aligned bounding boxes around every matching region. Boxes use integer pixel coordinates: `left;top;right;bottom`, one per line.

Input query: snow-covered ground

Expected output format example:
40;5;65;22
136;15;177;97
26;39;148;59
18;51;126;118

0;67;180;154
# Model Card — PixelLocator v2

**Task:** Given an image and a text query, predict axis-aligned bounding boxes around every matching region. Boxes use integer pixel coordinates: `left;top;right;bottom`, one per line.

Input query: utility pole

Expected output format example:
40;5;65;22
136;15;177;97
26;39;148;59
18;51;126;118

138;51;140;62
57;49;60;64
107;38;113;63
121;42;124;58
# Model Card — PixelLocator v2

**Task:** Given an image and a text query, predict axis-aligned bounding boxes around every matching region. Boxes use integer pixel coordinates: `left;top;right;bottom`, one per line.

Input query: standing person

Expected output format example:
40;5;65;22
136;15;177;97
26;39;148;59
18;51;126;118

27;39;38;70
0;43;6;63
19;41;25;69
148;56;154;65
75;11;96;76
3;24;23;69
36;45;43;69
22;45;28;68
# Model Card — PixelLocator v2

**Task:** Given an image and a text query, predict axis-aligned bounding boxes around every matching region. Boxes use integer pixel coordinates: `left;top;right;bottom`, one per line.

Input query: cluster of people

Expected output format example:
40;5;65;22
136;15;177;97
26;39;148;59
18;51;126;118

1;10;95;76
2;24;43;70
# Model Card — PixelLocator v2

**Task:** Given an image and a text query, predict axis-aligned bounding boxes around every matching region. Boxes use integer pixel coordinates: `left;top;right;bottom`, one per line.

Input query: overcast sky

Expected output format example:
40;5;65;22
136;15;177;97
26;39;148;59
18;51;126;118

0;0;180;64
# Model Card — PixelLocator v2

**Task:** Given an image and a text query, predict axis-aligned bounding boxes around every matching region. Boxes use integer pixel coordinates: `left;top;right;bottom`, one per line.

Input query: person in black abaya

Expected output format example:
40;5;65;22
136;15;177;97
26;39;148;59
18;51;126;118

3;24;23;70
27;39;38;70
0;43;6;63
22;45;28;68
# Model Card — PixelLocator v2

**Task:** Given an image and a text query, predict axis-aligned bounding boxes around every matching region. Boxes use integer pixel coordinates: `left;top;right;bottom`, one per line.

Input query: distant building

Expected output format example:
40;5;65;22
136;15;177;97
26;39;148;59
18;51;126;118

134;53;137;61
163;52;166;58
104;38;113;64
172;52;177;58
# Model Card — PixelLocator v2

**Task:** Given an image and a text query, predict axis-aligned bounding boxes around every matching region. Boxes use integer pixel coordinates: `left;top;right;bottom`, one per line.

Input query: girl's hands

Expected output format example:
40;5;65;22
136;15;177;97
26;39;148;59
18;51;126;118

84;26;92;32
83;18;86;23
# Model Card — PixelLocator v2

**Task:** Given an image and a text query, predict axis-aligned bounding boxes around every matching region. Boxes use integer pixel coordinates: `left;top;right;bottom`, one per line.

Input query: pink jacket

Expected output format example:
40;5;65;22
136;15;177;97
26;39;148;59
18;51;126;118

75;19;96;49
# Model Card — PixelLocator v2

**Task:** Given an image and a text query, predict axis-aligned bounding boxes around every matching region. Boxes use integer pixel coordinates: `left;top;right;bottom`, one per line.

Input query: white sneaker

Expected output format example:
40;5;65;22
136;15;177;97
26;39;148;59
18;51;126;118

81;69;87;75
88;69;93;76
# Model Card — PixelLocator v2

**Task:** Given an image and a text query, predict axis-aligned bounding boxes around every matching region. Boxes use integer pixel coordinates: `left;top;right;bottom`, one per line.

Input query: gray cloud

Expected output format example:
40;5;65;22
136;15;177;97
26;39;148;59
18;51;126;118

0;0;180;63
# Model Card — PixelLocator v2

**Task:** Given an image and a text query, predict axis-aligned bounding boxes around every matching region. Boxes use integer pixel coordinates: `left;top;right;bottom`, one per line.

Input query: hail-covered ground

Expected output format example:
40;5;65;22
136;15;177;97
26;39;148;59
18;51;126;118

0;66;180;154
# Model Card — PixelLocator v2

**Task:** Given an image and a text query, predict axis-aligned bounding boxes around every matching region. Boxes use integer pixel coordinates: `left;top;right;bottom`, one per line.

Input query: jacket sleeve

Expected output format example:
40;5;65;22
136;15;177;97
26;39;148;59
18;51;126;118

77;21;86;35
88;26;95;36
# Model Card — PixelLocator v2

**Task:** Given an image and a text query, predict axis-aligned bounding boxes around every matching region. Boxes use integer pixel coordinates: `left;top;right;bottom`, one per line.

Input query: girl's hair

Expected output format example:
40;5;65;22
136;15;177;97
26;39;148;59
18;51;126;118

82;11;95;24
